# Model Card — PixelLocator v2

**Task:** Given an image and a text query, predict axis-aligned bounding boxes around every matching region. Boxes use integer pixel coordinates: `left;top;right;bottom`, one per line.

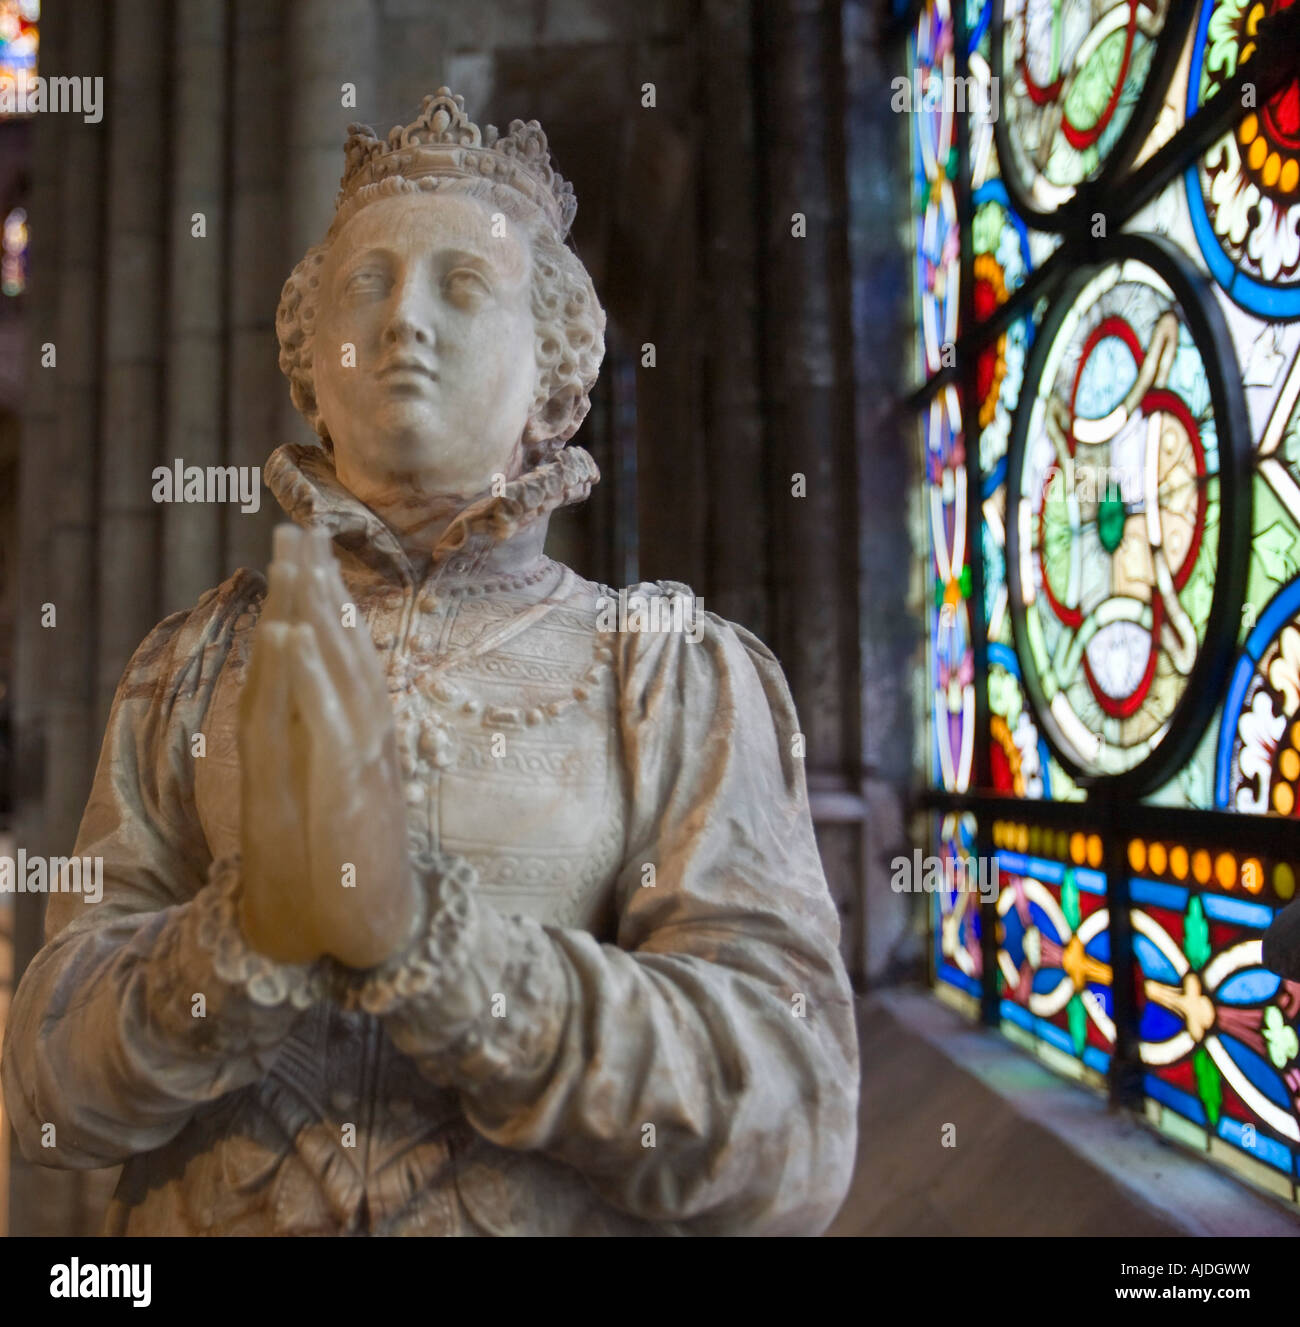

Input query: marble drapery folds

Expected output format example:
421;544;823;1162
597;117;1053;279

2;442;859;1235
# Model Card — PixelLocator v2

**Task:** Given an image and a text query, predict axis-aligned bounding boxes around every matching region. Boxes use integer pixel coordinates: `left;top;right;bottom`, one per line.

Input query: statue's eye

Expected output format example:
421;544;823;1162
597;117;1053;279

344;268;389;297
444;267;492;306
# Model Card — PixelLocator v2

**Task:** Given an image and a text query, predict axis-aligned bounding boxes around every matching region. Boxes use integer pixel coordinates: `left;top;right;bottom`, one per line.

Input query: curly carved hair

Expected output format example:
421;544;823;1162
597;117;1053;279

275;174;605;468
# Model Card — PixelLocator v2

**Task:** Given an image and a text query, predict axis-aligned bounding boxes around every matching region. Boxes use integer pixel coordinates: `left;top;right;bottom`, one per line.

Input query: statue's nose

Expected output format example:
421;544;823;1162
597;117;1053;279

1263;900;1300;979
384;312;433;347
383;280;436;347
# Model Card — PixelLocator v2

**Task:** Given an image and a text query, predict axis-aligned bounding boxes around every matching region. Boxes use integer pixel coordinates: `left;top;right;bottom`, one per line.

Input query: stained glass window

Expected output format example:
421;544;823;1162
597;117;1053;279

932;809;984;1013
908;0;1300;1207
2;206;27;297
0;0;37;119
993;818;1114;1087
1129;839;1300;1200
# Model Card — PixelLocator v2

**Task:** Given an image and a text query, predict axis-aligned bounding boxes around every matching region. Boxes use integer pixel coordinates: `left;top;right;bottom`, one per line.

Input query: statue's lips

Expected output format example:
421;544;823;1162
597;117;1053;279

378;360;439;389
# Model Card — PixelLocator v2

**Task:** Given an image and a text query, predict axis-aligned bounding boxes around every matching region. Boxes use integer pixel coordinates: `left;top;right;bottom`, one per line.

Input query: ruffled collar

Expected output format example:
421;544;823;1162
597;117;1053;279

264;442;600;588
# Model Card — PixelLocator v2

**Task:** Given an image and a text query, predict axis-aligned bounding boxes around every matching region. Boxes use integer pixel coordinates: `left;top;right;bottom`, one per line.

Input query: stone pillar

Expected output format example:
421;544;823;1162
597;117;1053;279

700;0;767;637
285;0;377;266
622;50;707;595
162;0;230;615
275;0;379;479
844;0;920;984
753;0;866;979
224;0;289;578
44;1;107;865
86;0;173;1234
97;0;169;733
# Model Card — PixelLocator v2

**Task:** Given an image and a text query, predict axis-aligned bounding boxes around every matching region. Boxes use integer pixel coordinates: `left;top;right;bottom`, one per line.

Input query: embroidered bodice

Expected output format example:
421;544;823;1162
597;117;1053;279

1;443;859;1236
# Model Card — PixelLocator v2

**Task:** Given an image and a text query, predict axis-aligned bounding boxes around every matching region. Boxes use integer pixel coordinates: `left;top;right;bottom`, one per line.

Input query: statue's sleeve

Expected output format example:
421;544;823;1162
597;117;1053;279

368;596;861;1235
0;573;320;1169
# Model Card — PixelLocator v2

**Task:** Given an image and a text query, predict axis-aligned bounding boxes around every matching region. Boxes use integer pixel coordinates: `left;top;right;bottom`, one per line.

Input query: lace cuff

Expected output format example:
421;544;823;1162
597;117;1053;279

185;855;326;1010
355;849;569;1092
341;849;478;1015
144;856;325;1059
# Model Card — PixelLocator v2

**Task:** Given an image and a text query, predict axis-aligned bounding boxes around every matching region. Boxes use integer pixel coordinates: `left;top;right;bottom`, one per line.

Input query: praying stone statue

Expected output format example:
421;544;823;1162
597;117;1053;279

1;90;859;1235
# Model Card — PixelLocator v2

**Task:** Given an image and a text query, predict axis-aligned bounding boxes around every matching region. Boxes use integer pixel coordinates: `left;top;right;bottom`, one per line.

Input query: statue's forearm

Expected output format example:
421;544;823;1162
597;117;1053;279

1;858;317;1169
367;851;859;1236
0;572;312;1167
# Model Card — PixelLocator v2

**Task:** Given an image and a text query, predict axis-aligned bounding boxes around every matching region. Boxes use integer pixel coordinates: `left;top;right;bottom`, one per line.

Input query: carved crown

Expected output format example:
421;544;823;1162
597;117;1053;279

337;87;578;239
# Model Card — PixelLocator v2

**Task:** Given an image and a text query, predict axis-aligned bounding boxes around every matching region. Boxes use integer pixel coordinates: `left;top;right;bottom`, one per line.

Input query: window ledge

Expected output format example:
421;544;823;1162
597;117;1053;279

827;986;1300;1237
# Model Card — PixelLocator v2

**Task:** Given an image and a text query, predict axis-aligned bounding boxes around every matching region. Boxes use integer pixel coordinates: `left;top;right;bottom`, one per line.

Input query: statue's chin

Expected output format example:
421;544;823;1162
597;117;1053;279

336;420;510;503
372;394;447;441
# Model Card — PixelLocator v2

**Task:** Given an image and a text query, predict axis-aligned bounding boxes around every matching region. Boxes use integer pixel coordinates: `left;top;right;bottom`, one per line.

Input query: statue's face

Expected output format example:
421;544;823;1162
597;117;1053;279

314;190;536;499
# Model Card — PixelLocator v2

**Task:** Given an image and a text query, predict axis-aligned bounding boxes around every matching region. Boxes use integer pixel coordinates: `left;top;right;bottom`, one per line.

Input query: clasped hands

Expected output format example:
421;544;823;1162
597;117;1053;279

238;525;419;970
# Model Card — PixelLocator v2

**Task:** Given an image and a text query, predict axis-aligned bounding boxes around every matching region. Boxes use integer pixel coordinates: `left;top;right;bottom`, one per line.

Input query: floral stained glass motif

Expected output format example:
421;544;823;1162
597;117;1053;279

1216;349;1300;812
1132;857;1300;1200
1186;0;1300;319
1218;577;1300;815
993;818;1113;1088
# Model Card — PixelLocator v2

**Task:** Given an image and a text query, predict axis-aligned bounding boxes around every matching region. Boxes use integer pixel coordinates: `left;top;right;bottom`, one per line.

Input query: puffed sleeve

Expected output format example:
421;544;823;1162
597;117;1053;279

0;571;323;1169
369;587;860;1235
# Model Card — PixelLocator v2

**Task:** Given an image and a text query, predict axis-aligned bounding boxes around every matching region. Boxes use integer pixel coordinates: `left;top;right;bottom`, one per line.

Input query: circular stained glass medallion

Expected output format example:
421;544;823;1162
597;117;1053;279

992;0;1189;226
1006;236;1249;788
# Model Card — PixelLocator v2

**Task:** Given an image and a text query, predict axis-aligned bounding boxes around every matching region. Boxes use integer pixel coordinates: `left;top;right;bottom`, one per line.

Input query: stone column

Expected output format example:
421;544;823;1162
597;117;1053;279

87;0;172;1235
162;0;230;615
623;48;708;595
753;0;865;979
44;1;108;864
224;0;289;578
700;0;767;637
844;0;920;984
285;0;377;268
274;0;379;480
96;0;169;733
